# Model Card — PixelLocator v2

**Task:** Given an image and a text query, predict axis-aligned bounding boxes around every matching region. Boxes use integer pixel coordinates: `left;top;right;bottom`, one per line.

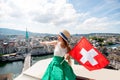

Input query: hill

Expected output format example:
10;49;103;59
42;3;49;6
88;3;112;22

0;28;31;35
0;28;119;36
0;28;55;36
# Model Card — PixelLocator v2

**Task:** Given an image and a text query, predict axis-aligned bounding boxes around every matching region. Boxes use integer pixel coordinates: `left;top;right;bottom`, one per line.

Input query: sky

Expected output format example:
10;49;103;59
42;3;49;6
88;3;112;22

0;0;120;34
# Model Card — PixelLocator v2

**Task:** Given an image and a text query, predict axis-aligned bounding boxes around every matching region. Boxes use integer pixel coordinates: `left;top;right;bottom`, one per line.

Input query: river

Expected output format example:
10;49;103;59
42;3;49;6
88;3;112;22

0;54;53;78
107;43;120;49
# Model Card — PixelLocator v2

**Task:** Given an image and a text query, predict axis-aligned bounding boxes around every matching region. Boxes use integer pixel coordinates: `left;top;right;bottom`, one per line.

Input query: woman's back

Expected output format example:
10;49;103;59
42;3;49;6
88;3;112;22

54;42;67;57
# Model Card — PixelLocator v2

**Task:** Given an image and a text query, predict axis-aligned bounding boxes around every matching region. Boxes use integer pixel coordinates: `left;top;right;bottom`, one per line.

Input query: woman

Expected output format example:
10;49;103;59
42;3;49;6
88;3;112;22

40;30;76;80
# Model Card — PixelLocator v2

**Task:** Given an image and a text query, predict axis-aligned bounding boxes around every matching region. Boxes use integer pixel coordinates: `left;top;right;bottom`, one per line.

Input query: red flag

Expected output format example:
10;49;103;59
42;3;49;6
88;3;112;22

69;37;109;71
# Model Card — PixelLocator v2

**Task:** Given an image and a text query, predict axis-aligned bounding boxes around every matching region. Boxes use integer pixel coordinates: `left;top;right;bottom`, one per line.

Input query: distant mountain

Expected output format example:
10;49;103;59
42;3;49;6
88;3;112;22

73;33;120;37
0;28;33;36
0;28;119;36
0;28;56;36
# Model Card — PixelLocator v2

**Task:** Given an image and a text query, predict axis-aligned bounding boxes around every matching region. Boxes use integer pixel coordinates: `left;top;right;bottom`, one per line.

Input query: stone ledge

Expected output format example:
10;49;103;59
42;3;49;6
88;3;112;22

14;58;120;80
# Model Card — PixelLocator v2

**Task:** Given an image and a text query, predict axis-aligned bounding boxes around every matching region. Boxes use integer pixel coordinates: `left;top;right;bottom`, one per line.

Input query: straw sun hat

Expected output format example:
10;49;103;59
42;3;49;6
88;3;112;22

59;30;70;42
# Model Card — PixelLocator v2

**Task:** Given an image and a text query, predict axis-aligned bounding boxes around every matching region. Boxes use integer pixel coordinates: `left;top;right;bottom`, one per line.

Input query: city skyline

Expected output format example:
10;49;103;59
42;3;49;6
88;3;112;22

0;0;120;34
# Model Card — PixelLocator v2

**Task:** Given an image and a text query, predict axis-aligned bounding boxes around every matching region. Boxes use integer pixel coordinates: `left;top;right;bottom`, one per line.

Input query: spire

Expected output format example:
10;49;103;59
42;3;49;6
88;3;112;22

25;28;29;53
26;28;29;40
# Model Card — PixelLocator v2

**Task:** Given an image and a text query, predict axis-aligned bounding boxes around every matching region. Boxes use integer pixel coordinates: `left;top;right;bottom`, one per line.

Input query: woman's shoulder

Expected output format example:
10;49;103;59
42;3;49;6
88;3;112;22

58;42;67;49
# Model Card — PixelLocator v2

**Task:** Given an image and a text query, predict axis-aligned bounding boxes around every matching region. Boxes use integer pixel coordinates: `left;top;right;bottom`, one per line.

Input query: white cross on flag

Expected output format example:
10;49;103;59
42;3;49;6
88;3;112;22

69;37;109;71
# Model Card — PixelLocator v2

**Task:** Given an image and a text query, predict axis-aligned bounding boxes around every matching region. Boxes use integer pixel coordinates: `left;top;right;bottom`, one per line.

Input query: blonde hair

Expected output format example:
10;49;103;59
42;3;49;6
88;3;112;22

61;37;71;65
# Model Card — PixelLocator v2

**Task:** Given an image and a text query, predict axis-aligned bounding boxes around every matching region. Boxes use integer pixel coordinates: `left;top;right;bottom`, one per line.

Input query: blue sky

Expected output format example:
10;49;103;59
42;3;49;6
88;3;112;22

0;0;120;34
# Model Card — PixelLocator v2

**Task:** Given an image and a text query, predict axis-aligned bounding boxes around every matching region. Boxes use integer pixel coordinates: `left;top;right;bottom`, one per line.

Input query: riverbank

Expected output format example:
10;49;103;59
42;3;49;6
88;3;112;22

0;53;24;62
0;52;53;62
107;43;120;49
0;54;53;78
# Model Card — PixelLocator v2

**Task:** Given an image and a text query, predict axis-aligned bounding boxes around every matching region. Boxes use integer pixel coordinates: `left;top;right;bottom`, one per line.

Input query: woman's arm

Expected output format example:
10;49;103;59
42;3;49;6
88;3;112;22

40;40;57;46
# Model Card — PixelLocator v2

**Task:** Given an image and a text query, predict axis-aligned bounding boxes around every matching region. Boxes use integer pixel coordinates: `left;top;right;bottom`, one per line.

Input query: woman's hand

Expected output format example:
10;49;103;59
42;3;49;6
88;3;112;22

65;53;70;60
65;53;71;65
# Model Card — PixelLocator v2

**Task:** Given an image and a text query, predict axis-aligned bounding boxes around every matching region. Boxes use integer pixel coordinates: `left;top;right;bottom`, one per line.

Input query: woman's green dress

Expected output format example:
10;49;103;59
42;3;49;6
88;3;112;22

42;56;76;80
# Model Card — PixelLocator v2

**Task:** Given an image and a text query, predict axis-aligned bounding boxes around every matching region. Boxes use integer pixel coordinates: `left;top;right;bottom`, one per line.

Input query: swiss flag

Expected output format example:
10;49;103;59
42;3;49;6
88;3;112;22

69;37;109;71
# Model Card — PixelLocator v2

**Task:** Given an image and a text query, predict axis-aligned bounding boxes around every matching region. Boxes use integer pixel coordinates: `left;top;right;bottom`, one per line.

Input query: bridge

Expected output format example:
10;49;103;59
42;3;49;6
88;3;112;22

22;53;31;72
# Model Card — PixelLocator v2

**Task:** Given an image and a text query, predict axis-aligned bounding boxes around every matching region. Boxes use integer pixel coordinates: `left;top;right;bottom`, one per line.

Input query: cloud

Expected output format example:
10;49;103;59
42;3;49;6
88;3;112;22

83;17;107;24
33;13;57;23
75;16;120;33
29;0;80;27
1;0;79;26
0;0;120;34
76;17;108;30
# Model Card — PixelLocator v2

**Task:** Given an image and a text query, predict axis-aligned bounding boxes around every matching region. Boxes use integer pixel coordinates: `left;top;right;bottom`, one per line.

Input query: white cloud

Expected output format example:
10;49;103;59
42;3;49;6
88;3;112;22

75;17;120;33
83;17;107;24
75;18;107;33
0;0;81;33
0;0;120;34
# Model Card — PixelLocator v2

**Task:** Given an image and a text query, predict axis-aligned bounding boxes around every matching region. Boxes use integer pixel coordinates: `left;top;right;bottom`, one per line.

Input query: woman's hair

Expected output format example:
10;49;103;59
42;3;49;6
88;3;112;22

62;37;69;48
62;37;71;65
